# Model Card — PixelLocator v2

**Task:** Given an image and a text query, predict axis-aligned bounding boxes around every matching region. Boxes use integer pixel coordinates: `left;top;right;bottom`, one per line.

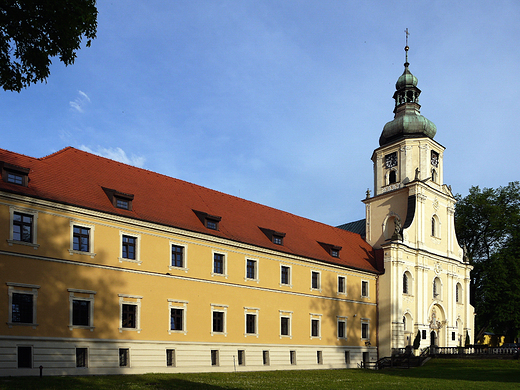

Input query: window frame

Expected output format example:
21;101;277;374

244;307;259;337
311;270;321;291
279;310;292;339
456;283;462;304
2;163;29;187
245;258;259;282
361;319;370;340
166;349;176;367
119;348;130;367
262;350;270;366
17;345;33;368
119;232;141;265
168;299;188;335
118;294;142;333
211;304;228;336
310;313;322;340
280;264;292;287
211;251;227;278
337;275;346;295
337;316;347;340
8;207;39;248
76;347;89;368
69;222;96;258
7;283;39;328
290;350;296;365
237;349;245;366
68;288;96;331
317;350;323;365
433;277;442;300
211;349;219;366
169;242;188;271
361;280;369;298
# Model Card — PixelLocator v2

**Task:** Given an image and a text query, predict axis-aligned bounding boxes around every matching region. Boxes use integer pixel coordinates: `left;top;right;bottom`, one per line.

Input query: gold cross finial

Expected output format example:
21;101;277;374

404;28;409;64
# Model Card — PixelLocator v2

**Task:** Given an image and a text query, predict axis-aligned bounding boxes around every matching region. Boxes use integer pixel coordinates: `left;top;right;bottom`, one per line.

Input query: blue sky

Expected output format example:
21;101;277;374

2;0;519;226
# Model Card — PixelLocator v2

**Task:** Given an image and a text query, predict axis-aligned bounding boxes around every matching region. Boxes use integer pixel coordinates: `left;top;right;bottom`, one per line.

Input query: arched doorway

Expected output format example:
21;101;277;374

430;331;437;346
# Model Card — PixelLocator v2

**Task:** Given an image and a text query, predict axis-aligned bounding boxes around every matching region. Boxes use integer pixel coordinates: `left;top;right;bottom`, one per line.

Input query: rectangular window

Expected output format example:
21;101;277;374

170;308;183;331
262;350;270;365
237;350;245;366
213;253;224;274
73;226;90;252
119;348;129;367
122;235;136;260
422;330;427;339
290;350;296;365
362;322;369;339
281;317;290;336
452;331;456;341
345;351;350;364
211;350;219;366
72;300;90;326
338;276;346;294
76;348;88;368
12;293;33;323
246;314;256;334
166;349;175;367
171;245;184;268
206;219;219;230
311;319;320;337
272;235;283;245
213;311;224;333
338;319;346;339
7;172;24;185
246;259;256;279
116;198;129;210
17;346;32;368
122;304;137;329
281;265;290;285
317;350;323;364
361;281;369;297
311;271;320;290
13;212;33;243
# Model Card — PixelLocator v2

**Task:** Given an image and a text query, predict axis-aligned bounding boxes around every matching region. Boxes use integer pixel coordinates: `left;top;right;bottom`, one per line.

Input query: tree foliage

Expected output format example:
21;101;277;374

0;0;97;92
455;181;520;342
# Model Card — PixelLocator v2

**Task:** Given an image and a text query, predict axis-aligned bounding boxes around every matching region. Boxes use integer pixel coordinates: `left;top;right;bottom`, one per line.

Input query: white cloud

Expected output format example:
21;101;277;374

79;145;146;168
69;90;91;113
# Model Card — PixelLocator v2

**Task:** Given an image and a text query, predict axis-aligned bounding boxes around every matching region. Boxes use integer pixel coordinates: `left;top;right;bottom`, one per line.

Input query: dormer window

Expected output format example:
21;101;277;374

1;162;29;187
193;210;221;231
102;187;134;211
259;227;286;246
318;242;342;258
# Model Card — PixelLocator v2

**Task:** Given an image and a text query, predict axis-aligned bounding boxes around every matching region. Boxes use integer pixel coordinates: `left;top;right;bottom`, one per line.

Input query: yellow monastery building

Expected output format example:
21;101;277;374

0;51;473;375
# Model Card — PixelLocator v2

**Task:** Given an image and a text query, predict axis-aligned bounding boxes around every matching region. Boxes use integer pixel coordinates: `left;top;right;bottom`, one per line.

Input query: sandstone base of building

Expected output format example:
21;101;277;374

0;336;377;376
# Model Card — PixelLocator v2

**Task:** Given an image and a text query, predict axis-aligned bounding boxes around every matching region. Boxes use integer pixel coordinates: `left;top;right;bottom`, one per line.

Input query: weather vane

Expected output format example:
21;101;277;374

404;28;410;64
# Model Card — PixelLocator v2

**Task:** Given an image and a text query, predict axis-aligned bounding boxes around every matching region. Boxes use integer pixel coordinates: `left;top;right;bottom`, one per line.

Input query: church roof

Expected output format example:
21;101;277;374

336;219;366;238
0;147;380;274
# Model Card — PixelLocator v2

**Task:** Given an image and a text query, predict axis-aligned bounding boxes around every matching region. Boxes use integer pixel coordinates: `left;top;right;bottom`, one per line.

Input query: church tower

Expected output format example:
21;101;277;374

363;42;474;357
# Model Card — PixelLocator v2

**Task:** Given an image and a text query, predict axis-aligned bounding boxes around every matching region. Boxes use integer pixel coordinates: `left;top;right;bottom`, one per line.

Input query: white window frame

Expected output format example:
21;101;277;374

211;250;228;278
280;264;292;287
119;231;141;265
310;270;321;292
68;288;96;331
337;316;348;340
211;303;228;336
361;319;370;340
8;206;39;248
69;221;96;258
166;348;176;367
361;280;369;298
310;313;322;340
337;275;347;295
119;348;130;367
7;282;39;328
244;257;259;282
279;310;293;339
169;241;188;272
75;346;89;368
118;294;142;333
244;307;259;337
168;299;188;335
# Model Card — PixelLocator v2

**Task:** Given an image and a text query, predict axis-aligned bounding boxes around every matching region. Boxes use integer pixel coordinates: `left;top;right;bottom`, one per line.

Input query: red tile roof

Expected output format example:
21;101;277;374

0;147;380;273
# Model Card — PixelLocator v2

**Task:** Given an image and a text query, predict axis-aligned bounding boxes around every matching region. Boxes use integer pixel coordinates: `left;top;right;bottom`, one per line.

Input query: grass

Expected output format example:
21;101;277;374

1;359;519;390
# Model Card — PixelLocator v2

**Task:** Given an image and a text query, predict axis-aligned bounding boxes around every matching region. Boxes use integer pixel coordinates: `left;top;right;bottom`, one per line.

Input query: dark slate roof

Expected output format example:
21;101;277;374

337;219;366;238
0;147;381;274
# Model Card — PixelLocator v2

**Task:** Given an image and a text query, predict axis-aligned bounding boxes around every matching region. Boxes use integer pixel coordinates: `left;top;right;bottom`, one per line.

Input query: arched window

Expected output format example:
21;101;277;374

431;217;436;237
456;283;462;303
403;271;412;295
433;277;441;299
389;170;397;184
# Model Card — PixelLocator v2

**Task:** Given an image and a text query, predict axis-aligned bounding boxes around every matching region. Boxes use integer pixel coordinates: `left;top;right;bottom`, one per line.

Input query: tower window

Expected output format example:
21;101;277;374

389;170;397;184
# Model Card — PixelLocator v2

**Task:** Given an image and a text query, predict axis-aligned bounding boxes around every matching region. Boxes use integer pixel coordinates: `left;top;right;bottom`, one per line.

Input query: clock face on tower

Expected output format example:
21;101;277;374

431;151;439;167
385;152;398;169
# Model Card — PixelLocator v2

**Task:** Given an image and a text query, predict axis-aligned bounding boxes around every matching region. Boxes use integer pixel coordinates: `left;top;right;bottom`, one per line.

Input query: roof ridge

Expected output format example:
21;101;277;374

39;146;75;160
0;147;40;162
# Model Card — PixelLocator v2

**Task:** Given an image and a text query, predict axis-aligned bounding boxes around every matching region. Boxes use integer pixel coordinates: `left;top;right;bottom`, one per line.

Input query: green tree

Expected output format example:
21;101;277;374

413;330;421;350
455;181;520;343
0;0;97;92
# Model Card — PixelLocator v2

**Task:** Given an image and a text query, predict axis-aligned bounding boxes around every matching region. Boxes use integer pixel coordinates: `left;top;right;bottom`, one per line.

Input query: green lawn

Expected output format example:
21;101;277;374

1;359;519;390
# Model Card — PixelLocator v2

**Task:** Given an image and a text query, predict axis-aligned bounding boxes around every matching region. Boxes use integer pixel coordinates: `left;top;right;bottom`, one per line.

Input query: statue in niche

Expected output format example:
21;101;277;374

391;217;403;241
